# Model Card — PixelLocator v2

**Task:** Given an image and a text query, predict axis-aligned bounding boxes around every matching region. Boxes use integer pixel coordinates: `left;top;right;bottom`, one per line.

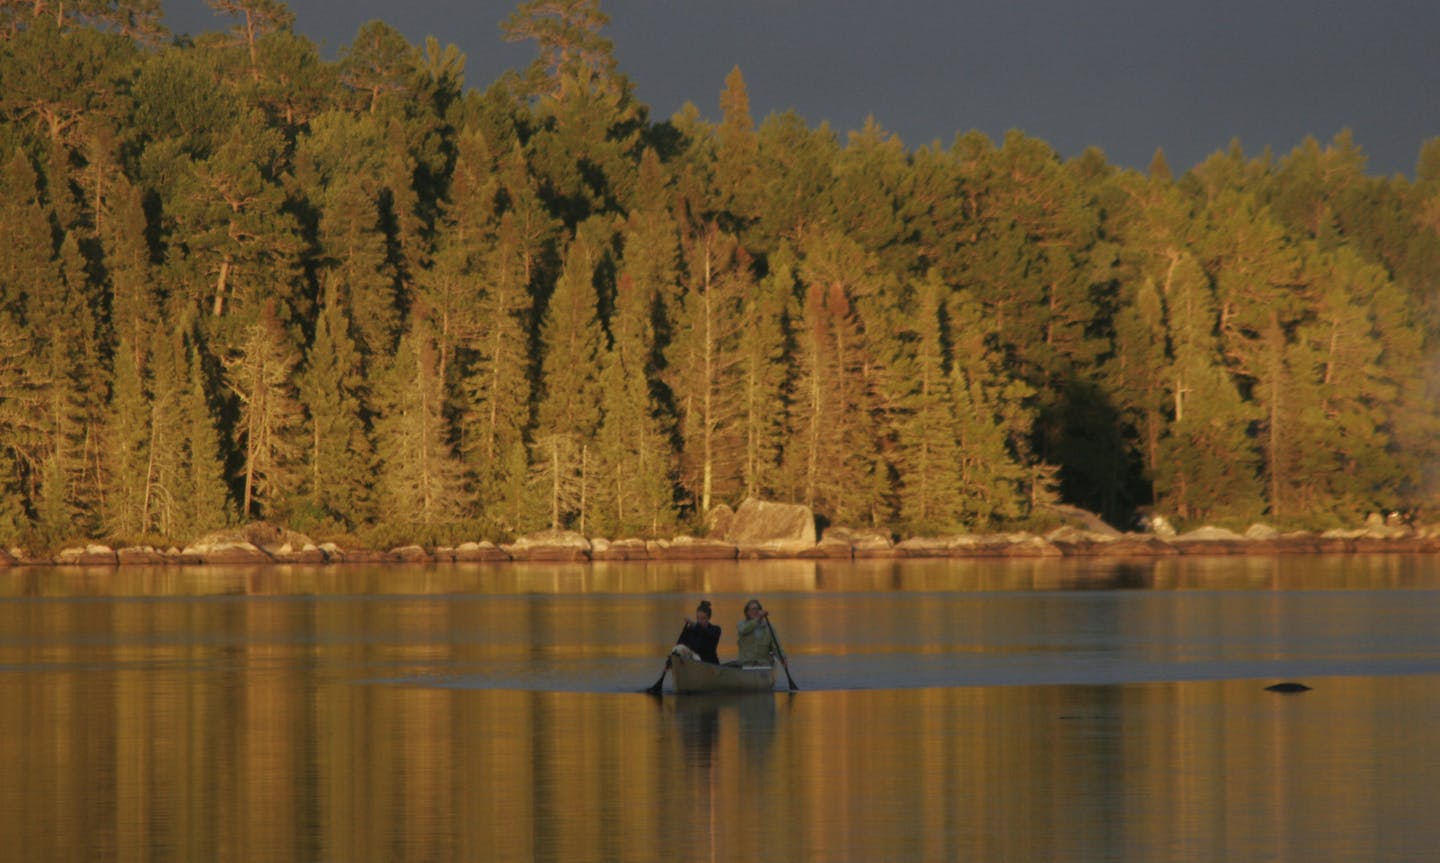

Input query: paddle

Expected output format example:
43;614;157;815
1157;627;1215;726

767;618;799;691
645;626;687;695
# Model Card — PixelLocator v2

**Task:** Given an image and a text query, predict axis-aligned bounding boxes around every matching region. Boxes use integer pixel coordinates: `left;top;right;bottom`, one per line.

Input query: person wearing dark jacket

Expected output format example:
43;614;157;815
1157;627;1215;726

676;600;722;663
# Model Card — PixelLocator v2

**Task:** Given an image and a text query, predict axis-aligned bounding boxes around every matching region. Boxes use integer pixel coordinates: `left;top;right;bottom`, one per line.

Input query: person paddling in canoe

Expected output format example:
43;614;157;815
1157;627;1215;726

677;599;722;663
732;599;777;666
733;598;798;689
646;600;721;694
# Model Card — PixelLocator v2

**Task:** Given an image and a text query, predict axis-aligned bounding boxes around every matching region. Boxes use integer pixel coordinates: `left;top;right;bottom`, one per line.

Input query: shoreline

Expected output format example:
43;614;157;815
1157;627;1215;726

11;527;1440;568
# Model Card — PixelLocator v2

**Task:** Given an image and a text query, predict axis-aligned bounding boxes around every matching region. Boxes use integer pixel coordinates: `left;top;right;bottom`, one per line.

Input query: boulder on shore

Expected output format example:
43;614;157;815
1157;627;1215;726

723;498;817;556
184;541;273;564
801;535;857;559
821;526;894;557
389;545;432;563
590;538;650;561
705;504;736;539
274;543;328;564
893;536;955;558
1141;513;1178;537
117;546;171;565
647;536;738;560
186;522;316;563
453;541;511;563
1037;503;1121;537
57;544;119;565
980;533;1063;557
502;529;591;561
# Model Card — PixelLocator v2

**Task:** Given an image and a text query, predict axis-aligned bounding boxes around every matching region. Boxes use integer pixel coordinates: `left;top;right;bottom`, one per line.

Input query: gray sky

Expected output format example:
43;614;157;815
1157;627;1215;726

163;0;1440;177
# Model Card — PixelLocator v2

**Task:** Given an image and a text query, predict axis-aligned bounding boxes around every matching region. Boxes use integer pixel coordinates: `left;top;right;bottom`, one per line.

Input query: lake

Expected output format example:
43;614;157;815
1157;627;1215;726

3;555;1439;862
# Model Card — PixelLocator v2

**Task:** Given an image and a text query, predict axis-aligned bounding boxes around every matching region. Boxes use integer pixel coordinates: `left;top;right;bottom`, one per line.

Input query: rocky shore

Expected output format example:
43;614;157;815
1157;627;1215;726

8;500;1439;567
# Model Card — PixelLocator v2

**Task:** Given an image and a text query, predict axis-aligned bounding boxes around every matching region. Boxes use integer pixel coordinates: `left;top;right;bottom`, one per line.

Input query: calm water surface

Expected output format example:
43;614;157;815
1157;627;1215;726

3;556;1439;862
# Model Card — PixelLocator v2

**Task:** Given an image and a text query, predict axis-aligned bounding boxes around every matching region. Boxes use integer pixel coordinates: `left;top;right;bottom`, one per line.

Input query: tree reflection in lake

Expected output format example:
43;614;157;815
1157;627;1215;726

4;557;1440;862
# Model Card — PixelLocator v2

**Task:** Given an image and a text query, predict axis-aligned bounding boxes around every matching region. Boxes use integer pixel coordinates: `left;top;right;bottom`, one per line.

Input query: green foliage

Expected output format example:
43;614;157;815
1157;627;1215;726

372;320;466;527
295;289;374;528
227;299;304;519
0;0;1436;549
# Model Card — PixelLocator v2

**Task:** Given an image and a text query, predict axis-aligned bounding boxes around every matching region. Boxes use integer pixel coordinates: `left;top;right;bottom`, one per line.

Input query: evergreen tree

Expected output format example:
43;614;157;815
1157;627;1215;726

751;111;840;253
338;20;416;113
227;299;304;520
247;30;332;129
888;274;964;533
0;2;1436;542
713;65;759;235
295;288;375;528
99;335;153;539
460;212;534;530
591;148;676;535
530;218;608;529
1196;188;1306;518
420;125;498;389
735;242;791;500
176;343;232;539
164;110;302;345
504;0;639;222
100;178;159;357
591;271;675;537
784;228;888;525
25;230;98;544
1153;253;1262;521
829;117;915;275
0;307;38;543
205;0;295;82
501;0;618;101
373;320;466;530
295;109;399;358
0;150;57;532
142;333;186;539
317;167;400;358
945;289;1035;524
666;220;747;516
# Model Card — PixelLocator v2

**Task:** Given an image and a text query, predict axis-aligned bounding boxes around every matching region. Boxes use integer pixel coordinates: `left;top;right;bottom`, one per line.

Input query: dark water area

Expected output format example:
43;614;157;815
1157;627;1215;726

2;556;1438;861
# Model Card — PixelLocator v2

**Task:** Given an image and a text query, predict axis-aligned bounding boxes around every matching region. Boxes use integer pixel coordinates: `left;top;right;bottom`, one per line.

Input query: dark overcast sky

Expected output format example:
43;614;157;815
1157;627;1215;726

163;0;1440;177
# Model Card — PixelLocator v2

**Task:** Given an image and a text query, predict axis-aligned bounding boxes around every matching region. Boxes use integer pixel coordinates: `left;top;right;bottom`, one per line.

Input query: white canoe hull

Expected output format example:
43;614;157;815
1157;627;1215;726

670;649;776;693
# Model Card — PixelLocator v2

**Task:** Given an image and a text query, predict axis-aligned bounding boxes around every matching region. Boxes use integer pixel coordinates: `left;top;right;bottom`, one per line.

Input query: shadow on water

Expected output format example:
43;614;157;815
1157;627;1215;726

657;692;783;785
1068;561;1153;590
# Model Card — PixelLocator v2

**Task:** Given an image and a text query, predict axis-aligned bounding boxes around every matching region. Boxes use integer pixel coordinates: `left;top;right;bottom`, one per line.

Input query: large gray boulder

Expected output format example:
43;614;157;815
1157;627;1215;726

502;529;591;561
823;526;894;556
453;541;511;562
723;498;817;555
647;536;738;560
56;544;119;565
1037;502;1121;537
183;540;273;564
187;522;317;560
590;538;650;561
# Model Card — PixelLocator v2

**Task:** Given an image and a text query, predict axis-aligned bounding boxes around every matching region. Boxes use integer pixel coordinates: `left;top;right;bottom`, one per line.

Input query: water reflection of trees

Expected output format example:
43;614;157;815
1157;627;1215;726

6;556;1440;601
6;627;1440;861
665;693;779;767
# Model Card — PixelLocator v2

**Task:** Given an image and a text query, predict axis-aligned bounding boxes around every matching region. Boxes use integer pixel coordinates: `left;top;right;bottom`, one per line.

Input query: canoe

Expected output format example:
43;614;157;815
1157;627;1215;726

669;647;776;693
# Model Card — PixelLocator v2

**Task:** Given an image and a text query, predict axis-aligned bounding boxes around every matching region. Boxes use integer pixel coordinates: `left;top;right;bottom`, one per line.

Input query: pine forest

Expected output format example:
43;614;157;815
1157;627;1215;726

2;0;1440;551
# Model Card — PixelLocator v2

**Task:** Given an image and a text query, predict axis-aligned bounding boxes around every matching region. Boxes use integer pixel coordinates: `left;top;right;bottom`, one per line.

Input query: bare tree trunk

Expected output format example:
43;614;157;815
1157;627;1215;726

579;444;588;535
550;437;560;530
1266;315;1283;518
700;244;714;515
141;413;160;535
213;258;231;317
